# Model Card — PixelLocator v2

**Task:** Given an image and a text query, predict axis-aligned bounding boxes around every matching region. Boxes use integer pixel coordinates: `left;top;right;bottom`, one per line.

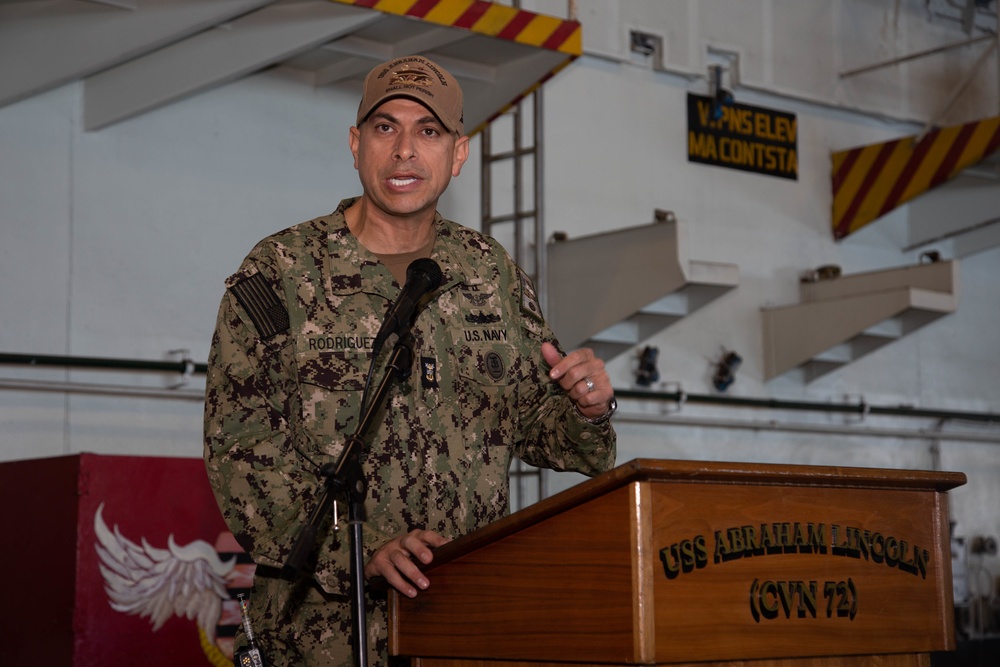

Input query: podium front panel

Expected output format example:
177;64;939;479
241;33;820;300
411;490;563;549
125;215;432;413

647;479;953;662
393;485;643;663
391;459;961;666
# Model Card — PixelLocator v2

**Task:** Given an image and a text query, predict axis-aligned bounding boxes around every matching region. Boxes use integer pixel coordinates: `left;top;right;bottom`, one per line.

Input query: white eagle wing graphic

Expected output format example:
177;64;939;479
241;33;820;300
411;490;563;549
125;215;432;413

94;502;236;643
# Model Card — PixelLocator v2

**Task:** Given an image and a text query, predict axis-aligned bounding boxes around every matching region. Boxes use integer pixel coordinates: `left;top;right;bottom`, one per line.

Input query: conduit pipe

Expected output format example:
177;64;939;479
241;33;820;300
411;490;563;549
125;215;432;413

0;378;205;402
615;412;999;445
1;353;998;429
0;352;207;375
614;388;1000;424
0;352;206;401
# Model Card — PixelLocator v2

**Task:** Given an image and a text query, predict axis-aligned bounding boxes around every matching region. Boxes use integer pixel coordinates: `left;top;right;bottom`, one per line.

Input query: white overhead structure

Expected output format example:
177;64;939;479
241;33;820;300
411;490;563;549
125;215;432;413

762;260;959;383
0;0;276;110
546;212;740;362
834;4;1000;258
83;2;380;130
832;118;1000;260
901;153;1000;258
0;0;583;135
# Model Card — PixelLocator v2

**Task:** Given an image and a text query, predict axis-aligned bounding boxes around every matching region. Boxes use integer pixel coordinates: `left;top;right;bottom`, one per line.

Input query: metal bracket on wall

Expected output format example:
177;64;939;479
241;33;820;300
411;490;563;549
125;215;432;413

762;259;959;382
546;211;739;361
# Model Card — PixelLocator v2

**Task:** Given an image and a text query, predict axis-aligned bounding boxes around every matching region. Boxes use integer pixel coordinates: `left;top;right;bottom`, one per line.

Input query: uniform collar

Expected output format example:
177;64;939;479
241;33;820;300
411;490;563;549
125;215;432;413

327;197;478;296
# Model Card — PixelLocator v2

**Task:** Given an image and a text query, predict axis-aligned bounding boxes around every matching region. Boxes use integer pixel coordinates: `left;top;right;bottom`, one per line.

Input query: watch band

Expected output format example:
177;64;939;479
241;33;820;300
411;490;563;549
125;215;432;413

575;396;617;425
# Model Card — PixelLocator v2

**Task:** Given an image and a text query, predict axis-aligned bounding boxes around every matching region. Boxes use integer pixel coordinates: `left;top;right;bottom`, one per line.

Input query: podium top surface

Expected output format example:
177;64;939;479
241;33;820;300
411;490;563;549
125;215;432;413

428;458;966;569
586;457;965;491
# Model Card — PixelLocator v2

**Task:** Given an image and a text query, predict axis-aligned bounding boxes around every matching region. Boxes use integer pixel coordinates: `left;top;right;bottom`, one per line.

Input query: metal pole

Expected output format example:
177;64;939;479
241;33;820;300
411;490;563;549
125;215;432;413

614;412;1000;445
839;33;994;78
480;125;492;235
0;352;206;374
919;37;998;138
614;388;1000;423
513;103;524;267
535;89;547;317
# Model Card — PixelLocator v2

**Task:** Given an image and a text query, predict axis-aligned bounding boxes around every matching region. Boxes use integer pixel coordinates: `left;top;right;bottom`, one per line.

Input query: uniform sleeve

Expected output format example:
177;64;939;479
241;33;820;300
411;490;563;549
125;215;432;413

203;251;394;594
507;263;617;476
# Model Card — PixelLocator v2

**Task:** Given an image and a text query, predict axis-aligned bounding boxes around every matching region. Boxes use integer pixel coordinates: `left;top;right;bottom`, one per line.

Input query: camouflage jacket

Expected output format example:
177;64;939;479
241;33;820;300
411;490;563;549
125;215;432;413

204;198;616;594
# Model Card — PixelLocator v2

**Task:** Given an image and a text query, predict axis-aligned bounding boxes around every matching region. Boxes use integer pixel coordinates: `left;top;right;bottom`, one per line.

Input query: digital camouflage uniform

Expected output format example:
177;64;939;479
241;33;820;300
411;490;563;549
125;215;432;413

204;198;617;666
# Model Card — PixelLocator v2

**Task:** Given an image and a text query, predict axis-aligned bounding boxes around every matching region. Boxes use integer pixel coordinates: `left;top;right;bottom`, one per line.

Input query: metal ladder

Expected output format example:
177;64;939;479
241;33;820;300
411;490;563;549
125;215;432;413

480;90;547;513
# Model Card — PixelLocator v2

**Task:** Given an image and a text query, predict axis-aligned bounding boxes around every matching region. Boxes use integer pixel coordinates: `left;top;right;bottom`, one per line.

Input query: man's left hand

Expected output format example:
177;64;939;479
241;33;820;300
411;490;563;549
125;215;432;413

542;341;614;421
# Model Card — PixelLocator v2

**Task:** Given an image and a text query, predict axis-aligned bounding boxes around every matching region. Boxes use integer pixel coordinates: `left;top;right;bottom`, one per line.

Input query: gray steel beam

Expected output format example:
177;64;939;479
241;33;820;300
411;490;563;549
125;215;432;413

83;0;379;130
0;0;276;109
904;176;1000;257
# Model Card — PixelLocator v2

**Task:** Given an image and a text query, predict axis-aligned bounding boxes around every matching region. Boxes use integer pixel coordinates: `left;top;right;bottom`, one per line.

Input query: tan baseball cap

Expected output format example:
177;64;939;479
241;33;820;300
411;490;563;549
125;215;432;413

356;55;464;135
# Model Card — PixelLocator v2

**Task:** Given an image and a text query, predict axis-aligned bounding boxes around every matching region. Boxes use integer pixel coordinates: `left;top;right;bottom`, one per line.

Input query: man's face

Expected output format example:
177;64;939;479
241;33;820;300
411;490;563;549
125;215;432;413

350;98;469;222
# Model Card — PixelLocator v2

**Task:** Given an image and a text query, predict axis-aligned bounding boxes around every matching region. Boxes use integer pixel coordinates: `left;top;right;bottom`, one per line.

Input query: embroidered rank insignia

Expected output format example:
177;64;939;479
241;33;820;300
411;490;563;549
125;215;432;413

229;273;290;340
518;269;544;324
465;312;501;325
462;290;492;307
421;356;439;389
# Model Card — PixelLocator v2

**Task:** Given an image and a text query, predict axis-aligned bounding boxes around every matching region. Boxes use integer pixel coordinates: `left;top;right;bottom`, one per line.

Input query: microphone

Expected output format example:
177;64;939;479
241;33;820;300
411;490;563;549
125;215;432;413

372;258;443;356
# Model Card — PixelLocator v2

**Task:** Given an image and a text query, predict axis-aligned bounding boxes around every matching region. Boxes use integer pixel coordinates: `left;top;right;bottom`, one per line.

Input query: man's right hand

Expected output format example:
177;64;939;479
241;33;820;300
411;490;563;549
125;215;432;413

364;529;451;598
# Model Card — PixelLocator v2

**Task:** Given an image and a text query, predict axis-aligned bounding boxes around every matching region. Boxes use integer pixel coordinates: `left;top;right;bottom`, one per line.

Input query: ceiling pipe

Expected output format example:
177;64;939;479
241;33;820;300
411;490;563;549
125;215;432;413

0;378;204;401
0;352;207;375
615;387;1000;425
838;33;995;78
615;412;1000;445
1;352;998;428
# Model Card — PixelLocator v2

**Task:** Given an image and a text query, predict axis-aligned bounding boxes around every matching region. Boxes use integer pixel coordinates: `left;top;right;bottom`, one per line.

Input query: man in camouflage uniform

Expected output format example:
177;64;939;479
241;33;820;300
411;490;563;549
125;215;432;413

204;55;617;667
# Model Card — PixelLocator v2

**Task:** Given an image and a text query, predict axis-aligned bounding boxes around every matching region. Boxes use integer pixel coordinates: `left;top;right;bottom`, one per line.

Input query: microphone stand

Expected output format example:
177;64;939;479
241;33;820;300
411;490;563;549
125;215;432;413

285;332;415;667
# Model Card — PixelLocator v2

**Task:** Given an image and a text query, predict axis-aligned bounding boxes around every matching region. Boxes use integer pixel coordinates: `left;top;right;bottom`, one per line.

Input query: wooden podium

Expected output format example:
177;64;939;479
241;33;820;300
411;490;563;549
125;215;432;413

390;459;966;666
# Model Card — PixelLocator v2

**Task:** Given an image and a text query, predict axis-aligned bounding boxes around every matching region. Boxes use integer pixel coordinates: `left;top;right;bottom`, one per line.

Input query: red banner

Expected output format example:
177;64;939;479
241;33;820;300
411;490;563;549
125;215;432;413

2;453;253;667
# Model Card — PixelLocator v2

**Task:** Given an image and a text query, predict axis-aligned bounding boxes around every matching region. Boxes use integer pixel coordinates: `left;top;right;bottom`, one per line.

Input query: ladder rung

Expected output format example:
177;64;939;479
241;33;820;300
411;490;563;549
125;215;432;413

484;211;538;225
485;147;537;162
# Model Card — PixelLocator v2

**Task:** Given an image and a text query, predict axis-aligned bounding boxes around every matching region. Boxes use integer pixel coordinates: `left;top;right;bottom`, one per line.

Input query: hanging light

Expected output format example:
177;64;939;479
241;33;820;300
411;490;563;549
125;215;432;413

636;345;660;387
712;349;742;392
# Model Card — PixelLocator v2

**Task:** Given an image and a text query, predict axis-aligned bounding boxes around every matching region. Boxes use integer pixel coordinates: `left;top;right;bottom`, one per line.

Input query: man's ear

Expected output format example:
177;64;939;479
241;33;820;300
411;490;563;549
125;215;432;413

452;135;470;177
349;125;361;169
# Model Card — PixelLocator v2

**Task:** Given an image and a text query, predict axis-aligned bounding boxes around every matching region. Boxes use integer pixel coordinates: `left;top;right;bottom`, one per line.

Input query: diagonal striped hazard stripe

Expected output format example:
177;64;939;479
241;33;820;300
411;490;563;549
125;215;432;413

832;115;1000;239
331;0;582;55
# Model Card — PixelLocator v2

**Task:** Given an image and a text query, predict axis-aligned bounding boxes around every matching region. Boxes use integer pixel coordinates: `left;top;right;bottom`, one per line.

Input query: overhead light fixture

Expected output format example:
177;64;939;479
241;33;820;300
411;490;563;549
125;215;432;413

970;535;998;555
636;345;660;387
654;209;676;224
800;264;842;283
712;349;742;392
709;64;734;120
920;250;942;263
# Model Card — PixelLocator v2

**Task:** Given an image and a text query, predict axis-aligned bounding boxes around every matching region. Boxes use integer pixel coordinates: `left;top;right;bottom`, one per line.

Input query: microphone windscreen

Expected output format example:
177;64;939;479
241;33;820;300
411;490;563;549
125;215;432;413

406;258;443;290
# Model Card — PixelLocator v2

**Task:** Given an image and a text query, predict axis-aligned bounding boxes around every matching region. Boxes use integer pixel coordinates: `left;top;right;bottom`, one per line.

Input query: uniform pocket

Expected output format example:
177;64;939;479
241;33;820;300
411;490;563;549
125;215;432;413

297;350;368;392
458;342;516;387
294;349;370;458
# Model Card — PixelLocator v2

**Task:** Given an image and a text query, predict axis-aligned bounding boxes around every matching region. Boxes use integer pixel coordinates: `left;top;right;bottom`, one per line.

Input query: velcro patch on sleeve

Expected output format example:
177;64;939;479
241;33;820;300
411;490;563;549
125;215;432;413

518;268;544;325
229;273;290;340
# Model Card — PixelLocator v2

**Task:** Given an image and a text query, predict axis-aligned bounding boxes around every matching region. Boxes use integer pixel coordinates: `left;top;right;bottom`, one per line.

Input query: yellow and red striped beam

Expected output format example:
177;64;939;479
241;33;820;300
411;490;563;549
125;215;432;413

832;115;1000;239
331;0;582;55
